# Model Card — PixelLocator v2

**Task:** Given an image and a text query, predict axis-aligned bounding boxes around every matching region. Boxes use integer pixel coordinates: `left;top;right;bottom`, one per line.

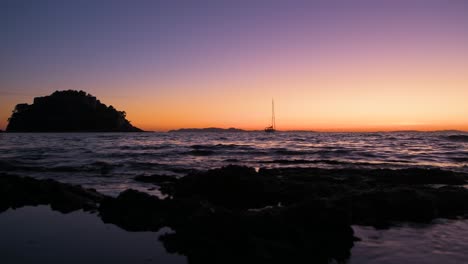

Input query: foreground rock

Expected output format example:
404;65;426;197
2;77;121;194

134;174;178;184
0;173;104;213
127;166;468;263
99;189;168;232
6;90;142;132
162;166;468;217
167;166;282;210
2;166;468;263
159;198;355;264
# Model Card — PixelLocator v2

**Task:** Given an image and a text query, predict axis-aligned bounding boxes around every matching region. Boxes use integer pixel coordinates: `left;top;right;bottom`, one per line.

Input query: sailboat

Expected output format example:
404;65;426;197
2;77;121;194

264;99;276;132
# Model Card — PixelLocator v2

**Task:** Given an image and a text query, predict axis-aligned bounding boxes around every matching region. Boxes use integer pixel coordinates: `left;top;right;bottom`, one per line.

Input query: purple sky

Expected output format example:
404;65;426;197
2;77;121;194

1;0;468;131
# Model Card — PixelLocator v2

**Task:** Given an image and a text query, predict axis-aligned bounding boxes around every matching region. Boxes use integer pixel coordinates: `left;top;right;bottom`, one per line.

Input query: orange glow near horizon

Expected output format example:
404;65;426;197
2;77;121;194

1;2;468;132
89;53;468;132
1;56;468;132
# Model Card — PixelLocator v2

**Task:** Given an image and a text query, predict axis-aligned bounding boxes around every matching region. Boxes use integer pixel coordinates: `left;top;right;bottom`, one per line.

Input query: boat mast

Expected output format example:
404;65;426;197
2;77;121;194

272;99;275;129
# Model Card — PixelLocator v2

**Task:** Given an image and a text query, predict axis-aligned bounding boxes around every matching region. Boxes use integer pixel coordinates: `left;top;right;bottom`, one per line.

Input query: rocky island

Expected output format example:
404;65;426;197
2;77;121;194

6;90;142;132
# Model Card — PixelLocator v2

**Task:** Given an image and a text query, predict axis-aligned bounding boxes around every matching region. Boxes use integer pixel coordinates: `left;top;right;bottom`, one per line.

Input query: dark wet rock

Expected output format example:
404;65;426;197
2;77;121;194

169;167;199;174
0;174;104;213
369;168;467;185
432;186;468;218
134;174;178;184
167;166;468;225
6;90;143;132
99;189;167;232
3;165;468;263
155;165;468;261
159;198;355;264
260;167;467;185
167;165;282;210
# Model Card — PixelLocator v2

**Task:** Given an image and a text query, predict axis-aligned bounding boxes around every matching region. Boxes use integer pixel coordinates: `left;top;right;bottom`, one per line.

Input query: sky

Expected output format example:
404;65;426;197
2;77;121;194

1;0;468;131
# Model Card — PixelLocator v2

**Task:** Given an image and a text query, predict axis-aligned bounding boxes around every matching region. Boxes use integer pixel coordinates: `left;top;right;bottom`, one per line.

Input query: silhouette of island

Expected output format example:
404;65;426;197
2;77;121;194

6;90;143;132
169;127;246;133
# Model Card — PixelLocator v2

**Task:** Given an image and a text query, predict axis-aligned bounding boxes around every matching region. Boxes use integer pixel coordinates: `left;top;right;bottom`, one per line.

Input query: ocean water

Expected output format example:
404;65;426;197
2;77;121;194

1;131;468;263
350;219;468;264
0;206;186;264
0;131;467;196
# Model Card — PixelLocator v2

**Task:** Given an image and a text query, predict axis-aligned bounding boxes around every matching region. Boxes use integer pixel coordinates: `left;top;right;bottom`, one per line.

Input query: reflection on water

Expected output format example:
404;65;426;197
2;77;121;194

0;131;467;196
1;206;468;263
0;206;186;264
350;220;468;264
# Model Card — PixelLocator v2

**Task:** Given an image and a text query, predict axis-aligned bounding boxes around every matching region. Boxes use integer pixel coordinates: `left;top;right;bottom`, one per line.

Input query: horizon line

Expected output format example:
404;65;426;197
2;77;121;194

156;128;468;133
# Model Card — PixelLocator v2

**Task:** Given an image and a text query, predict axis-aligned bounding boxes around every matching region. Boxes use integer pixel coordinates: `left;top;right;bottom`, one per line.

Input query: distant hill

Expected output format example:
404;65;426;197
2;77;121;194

6;90;143;132
285;130;317;133
169;127;246;133
388;130;467;133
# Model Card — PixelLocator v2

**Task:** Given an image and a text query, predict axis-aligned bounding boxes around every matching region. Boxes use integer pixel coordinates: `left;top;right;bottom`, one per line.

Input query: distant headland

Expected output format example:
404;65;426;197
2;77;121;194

6;90;143;132
169;127;246;133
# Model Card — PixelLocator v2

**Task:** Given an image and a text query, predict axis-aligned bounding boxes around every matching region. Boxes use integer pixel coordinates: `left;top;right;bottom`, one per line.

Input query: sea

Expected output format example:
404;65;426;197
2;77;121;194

1;131;468;263
0;131;467;196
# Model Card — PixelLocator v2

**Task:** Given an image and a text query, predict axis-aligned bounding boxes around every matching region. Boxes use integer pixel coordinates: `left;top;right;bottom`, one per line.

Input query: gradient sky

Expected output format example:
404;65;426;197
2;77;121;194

1;0;467;131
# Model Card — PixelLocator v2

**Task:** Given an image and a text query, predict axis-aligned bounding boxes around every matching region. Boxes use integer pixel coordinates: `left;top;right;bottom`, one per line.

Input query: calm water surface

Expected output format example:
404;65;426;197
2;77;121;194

351;219;468;264
0;206;186;264
1;206;468;264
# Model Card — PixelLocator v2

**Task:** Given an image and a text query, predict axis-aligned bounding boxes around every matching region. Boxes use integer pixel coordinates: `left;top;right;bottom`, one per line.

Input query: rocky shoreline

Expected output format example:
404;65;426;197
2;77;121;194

2;166;468;263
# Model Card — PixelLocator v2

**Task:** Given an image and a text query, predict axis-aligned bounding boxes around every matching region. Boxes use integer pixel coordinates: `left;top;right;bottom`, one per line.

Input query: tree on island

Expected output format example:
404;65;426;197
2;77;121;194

6;90;142;132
